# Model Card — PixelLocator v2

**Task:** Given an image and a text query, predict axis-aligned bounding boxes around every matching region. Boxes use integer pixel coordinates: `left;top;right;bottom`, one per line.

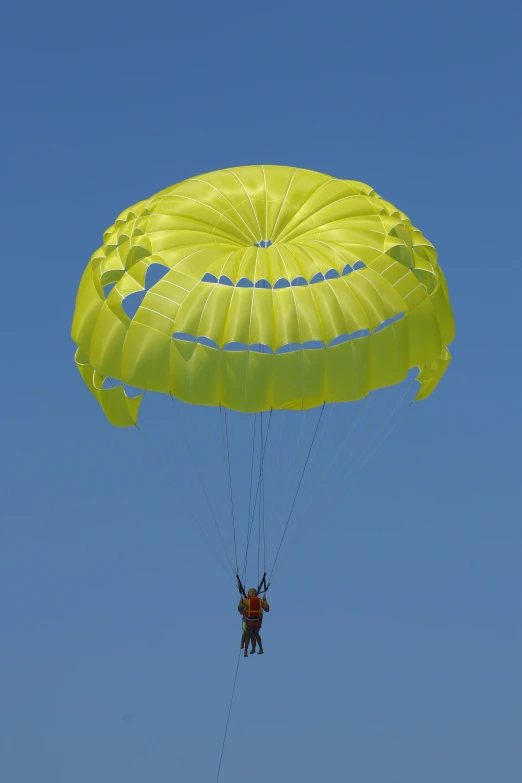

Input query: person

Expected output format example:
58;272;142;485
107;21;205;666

238;588;270;656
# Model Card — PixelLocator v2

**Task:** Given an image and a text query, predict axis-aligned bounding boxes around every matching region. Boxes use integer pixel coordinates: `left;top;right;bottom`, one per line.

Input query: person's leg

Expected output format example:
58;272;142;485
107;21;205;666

255;631;264;654
250;630;256;654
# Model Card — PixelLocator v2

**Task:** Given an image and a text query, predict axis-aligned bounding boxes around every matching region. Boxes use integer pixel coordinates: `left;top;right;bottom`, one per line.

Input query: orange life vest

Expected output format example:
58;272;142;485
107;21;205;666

243;596;263;629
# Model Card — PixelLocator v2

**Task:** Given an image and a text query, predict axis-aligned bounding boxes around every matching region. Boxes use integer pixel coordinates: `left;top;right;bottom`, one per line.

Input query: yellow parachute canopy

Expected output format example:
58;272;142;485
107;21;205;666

72;166;454;425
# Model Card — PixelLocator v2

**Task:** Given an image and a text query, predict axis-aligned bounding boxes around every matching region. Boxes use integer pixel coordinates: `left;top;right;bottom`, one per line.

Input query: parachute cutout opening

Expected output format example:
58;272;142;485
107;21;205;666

237;278;254;288
373;312;405;333
327;331;370;347
102;377;143;397
198;336;220;349
249;343;273;354
222;342;247;352
172;316;404;354
173;332;219;350
274;279;291;289
173;331;197;343
145;263;169;289
276;343;302;354
122;291;146;319
254;239;273;248
198;262;366;289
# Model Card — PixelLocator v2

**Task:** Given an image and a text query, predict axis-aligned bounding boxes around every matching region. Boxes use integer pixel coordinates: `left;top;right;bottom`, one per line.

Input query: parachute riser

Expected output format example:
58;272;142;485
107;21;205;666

236;571;271;599
256;572;270;595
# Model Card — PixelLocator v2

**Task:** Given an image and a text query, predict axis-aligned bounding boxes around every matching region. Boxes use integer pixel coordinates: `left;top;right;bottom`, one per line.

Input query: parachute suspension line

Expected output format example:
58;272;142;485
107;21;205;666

350;386;399;459
347;402;413;488
285;409;308;490
268;410;286;529
219;405;239;575
260;411;267;577
169;395;234;574
344;383;417;483
257;413;264;583
318;391;374;488
269;402;326;581
246;413;258;548
244;455;261;583
242;409;273;585
133;425;235;584
307;401;335;472
271;386;418;581
241;413;257;584
293;402;335;512
214;649;242;783
257;461;262;585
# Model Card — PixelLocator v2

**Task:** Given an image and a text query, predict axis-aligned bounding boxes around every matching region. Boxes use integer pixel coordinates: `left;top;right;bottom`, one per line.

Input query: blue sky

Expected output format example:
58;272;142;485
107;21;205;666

2;1;521;781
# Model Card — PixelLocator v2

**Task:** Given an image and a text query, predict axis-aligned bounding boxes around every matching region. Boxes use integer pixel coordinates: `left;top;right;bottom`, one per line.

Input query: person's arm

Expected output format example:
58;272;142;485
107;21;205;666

262;596;270;612
238;598;246;613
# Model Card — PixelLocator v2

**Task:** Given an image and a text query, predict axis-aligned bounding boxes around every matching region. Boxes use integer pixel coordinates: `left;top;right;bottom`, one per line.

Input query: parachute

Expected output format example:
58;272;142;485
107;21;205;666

72;165;454;584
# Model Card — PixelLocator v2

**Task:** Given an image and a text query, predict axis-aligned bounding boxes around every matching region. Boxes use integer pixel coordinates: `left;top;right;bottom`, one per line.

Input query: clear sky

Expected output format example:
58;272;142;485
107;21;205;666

2;1;521;782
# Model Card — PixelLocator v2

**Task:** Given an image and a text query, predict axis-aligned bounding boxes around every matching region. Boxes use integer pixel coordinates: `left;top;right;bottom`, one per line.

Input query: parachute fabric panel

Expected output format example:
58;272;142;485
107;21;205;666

74;348;143;426
72;166;455;423
414;349;452;401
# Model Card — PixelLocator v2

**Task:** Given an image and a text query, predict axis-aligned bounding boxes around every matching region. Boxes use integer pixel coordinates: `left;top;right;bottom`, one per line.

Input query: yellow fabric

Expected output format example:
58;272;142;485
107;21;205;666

72;166;455;425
